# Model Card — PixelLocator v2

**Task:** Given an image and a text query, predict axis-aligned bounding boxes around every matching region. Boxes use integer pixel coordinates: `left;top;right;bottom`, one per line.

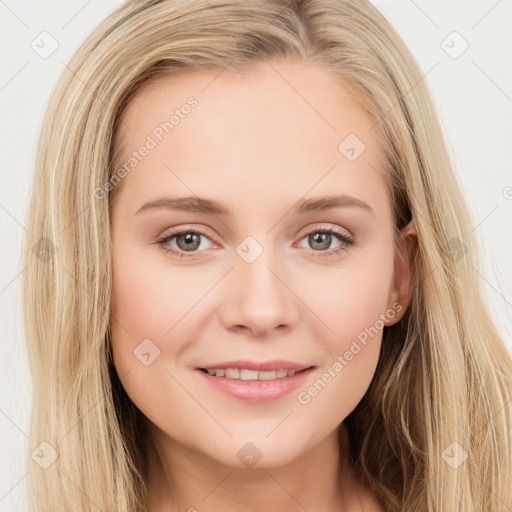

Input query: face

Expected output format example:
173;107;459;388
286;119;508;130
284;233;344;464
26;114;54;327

109;59;413;469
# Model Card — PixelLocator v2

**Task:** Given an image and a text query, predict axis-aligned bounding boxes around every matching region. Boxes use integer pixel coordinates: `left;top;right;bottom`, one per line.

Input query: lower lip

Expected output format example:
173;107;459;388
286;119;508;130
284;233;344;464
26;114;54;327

195;367;315;403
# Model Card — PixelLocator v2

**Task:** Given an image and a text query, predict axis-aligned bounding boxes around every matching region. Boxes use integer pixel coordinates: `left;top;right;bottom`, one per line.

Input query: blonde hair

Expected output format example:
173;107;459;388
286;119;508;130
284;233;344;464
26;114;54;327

22;0;512;510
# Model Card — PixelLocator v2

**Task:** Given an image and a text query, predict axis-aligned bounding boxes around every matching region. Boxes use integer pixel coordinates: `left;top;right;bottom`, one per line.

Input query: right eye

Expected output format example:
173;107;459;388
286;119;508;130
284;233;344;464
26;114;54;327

156;229;215;257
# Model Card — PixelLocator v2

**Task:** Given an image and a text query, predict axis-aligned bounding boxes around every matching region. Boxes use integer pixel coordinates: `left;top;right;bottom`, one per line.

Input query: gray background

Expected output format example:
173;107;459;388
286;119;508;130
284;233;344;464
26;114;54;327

1;0;511;510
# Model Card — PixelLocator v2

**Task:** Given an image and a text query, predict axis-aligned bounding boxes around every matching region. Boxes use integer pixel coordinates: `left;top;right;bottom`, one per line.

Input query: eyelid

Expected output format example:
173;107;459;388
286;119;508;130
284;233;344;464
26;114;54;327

295;222;353;240
157;224;218;243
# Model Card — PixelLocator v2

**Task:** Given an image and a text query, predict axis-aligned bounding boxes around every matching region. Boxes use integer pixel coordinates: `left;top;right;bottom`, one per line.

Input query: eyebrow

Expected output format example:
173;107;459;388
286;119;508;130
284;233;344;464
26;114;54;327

135;194;374;216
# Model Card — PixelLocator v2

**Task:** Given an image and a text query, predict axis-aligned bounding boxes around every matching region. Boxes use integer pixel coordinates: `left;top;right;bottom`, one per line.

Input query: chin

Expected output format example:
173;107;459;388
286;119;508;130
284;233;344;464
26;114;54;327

202;433;309;470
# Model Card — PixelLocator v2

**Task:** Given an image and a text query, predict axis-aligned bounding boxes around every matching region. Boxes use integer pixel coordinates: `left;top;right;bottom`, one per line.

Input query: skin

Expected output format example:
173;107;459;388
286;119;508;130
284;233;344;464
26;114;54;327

109;59;416;512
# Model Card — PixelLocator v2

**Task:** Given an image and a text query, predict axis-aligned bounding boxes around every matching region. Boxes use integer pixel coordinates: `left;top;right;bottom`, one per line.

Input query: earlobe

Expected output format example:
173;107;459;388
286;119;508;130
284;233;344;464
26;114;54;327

401;218;417;238
385;218;417;326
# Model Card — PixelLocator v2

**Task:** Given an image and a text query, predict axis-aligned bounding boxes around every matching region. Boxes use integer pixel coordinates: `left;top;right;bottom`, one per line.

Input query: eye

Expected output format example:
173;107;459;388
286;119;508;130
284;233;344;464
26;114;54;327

296;226;355;258
156;229;215;258
156;225;356;259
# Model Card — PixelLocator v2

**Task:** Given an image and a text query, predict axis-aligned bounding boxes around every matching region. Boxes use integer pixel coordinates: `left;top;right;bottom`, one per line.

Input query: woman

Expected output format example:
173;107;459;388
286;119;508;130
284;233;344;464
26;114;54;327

22;0;512;511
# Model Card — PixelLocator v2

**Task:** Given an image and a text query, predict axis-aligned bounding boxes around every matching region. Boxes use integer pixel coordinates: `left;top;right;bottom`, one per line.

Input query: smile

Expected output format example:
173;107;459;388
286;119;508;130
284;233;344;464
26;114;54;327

195;366;316;403
198;367;310;380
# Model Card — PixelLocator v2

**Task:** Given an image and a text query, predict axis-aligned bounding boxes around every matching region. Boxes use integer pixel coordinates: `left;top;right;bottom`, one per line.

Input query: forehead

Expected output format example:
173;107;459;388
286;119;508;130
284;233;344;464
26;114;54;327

112;60;388;214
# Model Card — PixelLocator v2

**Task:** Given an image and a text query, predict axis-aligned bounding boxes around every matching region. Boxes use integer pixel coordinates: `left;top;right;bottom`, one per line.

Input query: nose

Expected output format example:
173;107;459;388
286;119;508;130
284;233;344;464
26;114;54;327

219;254;300;337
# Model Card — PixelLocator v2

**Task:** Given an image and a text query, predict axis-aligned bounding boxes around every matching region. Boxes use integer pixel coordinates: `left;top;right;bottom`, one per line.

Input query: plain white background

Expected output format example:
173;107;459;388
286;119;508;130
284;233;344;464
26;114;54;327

0;1;511;510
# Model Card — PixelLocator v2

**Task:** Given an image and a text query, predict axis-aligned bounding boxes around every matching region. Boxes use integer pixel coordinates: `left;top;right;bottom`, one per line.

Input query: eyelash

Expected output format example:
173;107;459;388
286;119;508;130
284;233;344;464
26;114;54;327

155;226;356;259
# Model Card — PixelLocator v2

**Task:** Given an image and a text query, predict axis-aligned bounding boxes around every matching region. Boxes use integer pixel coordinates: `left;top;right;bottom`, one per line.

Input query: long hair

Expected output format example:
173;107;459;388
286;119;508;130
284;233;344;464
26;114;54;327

22;1;512;510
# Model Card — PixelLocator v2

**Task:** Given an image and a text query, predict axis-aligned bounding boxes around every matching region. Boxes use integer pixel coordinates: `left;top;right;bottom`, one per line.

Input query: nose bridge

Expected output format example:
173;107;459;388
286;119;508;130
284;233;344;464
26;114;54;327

220;235;299;335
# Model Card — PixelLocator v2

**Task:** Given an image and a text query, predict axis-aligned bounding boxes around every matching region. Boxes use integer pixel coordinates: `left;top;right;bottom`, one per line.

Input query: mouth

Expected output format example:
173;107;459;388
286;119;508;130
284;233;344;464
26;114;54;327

197;366;314;380
195;365;317;403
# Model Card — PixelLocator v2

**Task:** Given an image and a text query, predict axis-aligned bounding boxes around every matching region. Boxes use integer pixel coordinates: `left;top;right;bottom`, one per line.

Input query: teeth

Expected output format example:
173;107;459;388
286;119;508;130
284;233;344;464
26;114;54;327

259;370;278;380
204;368;301;380
226;368;240;378
240;369;259;380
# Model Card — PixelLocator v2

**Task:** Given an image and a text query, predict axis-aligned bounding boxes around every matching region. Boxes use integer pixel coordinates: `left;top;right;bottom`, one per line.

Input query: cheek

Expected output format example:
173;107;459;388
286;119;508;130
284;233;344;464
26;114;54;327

109;249;218;416
110;245;213;343
108;252;206;461
300;250;394;344
292;253;394;414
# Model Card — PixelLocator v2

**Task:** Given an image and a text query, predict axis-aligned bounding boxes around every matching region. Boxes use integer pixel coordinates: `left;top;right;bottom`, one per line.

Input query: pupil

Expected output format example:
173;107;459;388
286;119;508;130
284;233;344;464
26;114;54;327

310;232;330;250
178;233;200;251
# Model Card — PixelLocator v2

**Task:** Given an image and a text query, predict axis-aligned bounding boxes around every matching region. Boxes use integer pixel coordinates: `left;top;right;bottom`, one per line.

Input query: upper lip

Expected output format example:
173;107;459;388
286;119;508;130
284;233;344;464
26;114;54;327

196;360;314;372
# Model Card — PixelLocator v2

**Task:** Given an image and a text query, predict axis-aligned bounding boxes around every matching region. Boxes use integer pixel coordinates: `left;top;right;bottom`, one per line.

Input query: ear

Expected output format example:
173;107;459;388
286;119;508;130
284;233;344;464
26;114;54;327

385;218;417;326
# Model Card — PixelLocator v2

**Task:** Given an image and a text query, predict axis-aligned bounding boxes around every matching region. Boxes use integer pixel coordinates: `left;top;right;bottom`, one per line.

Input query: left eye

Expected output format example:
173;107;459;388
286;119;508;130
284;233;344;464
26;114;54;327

296;228;355;254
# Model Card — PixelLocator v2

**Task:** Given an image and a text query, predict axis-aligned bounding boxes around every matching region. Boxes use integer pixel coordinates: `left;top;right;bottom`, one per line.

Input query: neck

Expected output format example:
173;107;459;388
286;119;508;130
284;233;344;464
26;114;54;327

145;422;368;512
